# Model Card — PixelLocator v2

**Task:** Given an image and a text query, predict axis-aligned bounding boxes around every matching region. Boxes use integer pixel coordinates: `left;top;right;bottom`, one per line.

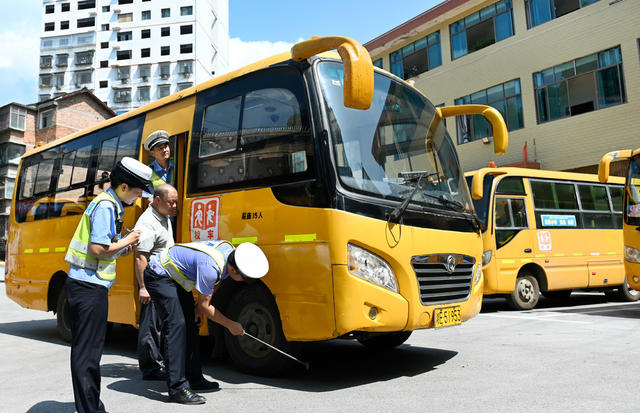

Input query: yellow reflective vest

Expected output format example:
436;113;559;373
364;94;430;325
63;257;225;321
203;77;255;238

64;191;123;281
159;241;232;291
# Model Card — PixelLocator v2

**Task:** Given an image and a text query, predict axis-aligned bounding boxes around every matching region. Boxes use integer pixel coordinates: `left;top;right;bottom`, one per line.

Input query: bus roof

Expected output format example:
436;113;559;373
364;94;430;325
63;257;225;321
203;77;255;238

465;167;625;185
24;49;340;157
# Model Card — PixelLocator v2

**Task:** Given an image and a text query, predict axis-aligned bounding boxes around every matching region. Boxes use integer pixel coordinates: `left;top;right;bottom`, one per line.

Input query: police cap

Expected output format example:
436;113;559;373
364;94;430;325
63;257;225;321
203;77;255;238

111;157;154;194
144;130;170;151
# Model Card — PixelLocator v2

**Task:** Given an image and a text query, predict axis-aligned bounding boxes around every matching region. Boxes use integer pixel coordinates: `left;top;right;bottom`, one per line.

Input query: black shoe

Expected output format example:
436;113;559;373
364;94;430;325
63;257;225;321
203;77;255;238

189;377;220;391
142;370;168;381
169;388;206;405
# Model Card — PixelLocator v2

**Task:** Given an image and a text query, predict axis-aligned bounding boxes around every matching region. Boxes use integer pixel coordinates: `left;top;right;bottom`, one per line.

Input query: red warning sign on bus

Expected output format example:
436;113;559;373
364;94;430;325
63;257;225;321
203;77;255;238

191;196;220;241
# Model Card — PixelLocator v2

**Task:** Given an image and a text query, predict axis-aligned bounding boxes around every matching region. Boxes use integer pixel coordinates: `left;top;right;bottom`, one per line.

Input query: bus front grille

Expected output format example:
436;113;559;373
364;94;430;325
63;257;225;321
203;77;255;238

411;254;475;305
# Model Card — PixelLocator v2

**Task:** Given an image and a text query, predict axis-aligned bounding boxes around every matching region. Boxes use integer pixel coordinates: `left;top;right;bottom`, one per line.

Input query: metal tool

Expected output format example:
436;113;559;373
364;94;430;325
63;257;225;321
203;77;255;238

243;331;310;370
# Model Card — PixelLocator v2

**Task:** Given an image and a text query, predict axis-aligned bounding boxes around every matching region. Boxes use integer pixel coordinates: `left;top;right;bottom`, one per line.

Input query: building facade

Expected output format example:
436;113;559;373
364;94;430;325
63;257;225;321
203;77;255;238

39;0;229;114
365;0;640;173
0;90;114;258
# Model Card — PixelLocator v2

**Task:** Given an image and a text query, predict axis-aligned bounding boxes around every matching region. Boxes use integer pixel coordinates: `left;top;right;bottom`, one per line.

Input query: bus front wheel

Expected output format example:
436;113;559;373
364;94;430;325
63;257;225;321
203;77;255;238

56;286;72;343
224;285;294;376
616;278;640;302
507;273;539;310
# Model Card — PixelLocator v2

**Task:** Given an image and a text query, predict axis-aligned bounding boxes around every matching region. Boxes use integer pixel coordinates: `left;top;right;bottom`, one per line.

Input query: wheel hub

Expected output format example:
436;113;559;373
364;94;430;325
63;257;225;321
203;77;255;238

237;303;276;359
518;279;534;301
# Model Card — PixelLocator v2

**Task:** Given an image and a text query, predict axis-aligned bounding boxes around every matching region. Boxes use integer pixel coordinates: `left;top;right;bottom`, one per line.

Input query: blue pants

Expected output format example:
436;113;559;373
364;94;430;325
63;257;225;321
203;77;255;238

66;277;108;413
143;266;204;396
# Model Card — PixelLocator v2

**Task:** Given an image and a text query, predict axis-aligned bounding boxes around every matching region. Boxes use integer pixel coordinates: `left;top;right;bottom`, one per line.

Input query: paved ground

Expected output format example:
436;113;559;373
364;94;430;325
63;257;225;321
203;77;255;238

1;282;639;412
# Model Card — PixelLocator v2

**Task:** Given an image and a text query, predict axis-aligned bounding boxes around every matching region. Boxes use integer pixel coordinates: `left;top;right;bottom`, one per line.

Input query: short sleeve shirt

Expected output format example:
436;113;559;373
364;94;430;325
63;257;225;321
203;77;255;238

148;242;233;296
68;187;125;290
134;204;174;259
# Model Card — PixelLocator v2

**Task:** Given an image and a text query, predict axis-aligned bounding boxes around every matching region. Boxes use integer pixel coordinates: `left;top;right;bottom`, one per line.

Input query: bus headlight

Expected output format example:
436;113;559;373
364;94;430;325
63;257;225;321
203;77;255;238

347;243;398;293
474;263;482;285
482;250;493;266
624;246;640;263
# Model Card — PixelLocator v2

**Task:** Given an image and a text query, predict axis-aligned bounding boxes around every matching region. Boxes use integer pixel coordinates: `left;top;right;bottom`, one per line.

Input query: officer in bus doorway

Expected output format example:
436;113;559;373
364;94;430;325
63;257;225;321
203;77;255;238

135;130;176;382
64;157;153;413
143;241;269;405
133;184;178;381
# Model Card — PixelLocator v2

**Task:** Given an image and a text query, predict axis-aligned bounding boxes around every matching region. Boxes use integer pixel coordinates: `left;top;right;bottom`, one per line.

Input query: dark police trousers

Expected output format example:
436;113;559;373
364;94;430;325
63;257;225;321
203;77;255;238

137;301;165;376
143;266;204;397
66;277;108;413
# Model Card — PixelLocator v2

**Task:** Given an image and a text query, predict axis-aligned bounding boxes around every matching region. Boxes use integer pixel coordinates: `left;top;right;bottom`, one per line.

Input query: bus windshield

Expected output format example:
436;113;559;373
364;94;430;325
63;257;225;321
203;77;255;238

317;61;472;213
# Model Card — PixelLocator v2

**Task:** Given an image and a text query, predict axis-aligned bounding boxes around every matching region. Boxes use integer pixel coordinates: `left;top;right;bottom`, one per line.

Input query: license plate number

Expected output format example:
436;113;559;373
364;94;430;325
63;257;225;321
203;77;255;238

434;306;462;328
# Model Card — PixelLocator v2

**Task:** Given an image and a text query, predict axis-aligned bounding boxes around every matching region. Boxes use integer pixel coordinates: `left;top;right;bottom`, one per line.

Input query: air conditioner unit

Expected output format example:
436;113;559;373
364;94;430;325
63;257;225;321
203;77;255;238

160;74;170;80
112;26;121;31
120;78;129;84
113;8;121;13
89;11;97;16
112;44;120;50
141;76;148;82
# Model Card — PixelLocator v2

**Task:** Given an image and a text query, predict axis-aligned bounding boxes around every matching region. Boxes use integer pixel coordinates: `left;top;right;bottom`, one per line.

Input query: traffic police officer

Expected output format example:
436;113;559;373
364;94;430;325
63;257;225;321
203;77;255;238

144;241;269;405
144;130;174;188
64;157;154;413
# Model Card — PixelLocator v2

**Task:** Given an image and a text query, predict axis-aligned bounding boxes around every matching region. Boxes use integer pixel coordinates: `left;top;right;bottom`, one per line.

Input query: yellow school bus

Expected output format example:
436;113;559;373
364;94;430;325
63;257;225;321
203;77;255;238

599;149;640;290
466;167;638;310
6;37;508;374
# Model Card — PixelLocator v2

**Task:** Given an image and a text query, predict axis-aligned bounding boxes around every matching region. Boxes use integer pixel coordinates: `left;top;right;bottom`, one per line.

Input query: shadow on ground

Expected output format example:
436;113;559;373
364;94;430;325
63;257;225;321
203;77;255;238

26;401;75;413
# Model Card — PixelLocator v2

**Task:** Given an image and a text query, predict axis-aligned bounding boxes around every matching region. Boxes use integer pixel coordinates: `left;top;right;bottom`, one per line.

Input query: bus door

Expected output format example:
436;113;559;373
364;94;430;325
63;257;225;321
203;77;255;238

493;196;534;291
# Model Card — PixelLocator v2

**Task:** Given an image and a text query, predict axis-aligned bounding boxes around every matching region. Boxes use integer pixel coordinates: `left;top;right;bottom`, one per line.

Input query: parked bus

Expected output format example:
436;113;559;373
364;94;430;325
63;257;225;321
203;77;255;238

6;37;508;374
599;149;640;290
466;167;638;310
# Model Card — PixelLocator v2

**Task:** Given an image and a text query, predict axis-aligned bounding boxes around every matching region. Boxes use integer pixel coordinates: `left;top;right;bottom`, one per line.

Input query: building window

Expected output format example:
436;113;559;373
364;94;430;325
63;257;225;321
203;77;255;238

77;17;95;28
119;13;133;22
180;25;193;35
75;51;93;65
56;54;68;67
141;29;151;39
161;8;170;17
455;79;523;144
534;46;626;124
161;27;170;37
139;65;151;79
45;4;54;13
40;110;54;129
158;85;170;98
161;46;170;56
61;3;70;12
526;0;600;29
102;5;110;12
77;0;96;10
117;31;132;41
75;70;92;85
180;44;192;54
141;48;150;58
159;63;171;79
100;60;108;68
60;20;69;30
100;80;108;88
138;87;150;102
117;50;132;60
40;55;53;68
178;61;193;76
117;67;130;82
177;83;192;91
55;73;65;88
44;22;55;32
390;31;441;80
372;58;383;69
100;42;109;49
141;10;151;20
450;0;514;60
114;89;132;104
102;24;109;31
118;0;133;4
181;6;193;16
9;107;26;131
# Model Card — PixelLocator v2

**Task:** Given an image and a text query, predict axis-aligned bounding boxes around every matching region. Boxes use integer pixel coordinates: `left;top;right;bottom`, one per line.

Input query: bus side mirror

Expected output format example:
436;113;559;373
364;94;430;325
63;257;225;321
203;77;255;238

471;171;484;200
427;105;508;156
598;150;631;183
291;36;374;110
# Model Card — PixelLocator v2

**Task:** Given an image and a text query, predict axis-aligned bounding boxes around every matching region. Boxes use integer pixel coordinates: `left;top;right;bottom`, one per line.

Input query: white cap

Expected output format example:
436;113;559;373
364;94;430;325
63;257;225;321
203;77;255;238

112;157;154;194
144;130;170;151
234;243;269;279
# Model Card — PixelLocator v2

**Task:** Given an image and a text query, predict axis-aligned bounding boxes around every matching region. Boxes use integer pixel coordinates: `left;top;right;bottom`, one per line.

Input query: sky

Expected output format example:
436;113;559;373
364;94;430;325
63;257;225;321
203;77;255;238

0;0;443;107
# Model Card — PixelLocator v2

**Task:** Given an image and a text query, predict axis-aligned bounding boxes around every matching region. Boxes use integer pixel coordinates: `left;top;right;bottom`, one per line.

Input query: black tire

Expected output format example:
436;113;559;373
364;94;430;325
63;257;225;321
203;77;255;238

357;331;412;350
616;277;640;302
56;286;72;343
542;289;572;301
506;273;540;310
224;285;293;376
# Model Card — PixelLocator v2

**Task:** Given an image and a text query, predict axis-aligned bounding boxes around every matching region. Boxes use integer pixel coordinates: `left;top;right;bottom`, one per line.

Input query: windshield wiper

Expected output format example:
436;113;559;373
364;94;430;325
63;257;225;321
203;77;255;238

386;172;428;223
422;193;483;233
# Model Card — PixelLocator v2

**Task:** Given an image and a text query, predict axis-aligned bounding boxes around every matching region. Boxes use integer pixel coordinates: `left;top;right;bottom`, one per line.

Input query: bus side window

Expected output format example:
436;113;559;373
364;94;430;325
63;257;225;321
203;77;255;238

495;197;528;248
16;149;57;222
93;128;139;196
52;144;92;218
